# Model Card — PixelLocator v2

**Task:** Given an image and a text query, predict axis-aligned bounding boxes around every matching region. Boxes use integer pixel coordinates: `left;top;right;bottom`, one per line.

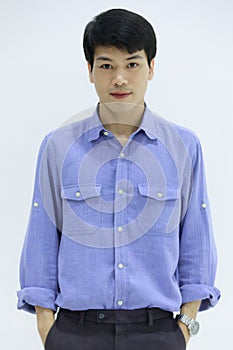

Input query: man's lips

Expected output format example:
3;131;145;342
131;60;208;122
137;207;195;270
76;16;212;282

110;92;132;99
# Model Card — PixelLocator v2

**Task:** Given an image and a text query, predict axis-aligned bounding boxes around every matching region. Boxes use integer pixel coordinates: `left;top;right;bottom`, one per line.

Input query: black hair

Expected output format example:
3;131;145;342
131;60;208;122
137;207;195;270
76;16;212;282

83;8;157;70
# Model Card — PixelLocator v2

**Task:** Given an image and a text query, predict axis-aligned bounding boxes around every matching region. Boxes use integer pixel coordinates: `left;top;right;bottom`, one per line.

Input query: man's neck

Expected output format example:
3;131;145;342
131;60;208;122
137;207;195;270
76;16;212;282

98;102;145;140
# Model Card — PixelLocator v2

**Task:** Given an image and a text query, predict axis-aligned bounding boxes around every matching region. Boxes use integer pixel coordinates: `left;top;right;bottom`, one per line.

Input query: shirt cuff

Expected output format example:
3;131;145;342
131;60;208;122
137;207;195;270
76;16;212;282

180;284;221;311
17;287;58;314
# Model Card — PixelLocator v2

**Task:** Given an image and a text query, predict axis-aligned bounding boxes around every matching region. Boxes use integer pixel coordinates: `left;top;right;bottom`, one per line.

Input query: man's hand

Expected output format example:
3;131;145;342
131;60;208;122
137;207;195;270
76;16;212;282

35;306;55;346
178;300;201;345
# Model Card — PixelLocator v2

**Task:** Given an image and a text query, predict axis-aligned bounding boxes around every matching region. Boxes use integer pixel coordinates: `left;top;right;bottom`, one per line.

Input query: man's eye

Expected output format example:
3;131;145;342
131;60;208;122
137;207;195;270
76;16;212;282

101;64;113;69
127;62;138;68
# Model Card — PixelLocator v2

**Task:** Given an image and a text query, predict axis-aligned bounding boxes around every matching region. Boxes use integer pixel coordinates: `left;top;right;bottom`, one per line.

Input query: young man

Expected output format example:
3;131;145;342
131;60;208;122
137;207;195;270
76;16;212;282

17;8;220;350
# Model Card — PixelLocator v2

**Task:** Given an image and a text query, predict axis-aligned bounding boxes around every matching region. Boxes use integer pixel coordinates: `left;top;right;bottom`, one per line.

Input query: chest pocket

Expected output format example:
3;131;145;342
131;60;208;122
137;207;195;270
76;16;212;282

61;184;102;236
137;184;181;236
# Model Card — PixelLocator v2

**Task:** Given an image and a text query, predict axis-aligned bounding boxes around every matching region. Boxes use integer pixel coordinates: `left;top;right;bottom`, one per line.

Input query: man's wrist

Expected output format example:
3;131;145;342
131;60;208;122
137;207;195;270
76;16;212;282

177;300;201;337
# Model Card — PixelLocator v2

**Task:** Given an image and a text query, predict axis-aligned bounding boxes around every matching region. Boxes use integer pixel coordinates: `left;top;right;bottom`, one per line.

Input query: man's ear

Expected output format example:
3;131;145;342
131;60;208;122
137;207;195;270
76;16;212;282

148;59;155;81
87;62;94;83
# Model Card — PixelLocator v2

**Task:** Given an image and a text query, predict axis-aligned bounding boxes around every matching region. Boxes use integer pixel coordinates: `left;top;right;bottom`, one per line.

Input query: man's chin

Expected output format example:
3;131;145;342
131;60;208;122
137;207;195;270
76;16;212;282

100;101;143;114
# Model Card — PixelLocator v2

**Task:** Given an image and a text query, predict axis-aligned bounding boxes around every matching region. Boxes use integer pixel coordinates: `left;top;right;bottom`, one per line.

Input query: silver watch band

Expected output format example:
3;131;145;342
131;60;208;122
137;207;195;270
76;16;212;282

177;313;200;336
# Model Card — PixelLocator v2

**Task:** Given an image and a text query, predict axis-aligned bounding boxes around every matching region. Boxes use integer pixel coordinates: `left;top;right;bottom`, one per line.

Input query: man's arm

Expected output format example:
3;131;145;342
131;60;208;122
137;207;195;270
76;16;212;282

178;300;201;344
178;136;220;311
35;306;55;346
17;134;61;314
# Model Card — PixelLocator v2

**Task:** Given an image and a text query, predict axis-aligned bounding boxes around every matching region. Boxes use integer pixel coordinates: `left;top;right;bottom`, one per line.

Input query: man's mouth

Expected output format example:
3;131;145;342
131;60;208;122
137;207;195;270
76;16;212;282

110;92;132;99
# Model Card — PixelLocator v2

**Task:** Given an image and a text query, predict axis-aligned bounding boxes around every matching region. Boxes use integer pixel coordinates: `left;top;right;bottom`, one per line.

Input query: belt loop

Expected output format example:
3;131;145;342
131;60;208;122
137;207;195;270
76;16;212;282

147;308;154;326
78;311;85;325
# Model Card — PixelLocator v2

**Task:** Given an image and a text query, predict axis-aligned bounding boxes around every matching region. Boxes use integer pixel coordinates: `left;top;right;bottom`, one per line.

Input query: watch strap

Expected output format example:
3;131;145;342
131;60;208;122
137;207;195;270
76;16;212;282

176;313;200;336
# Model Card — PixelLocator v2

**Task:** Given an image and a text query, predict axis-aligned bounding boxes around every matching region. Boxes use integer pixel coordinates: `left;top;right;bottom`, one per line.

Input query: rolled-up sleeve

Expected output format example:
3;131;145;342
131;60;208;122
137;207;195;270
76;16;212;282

179;137;220;311
17;133;61;314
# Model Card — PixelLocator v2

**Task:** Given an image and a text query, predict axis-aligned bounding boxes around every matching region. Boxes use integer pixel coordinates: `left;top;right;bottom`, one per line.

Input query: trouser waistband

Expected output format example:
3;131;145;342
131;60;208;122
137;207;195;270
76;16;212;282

58;307;173;326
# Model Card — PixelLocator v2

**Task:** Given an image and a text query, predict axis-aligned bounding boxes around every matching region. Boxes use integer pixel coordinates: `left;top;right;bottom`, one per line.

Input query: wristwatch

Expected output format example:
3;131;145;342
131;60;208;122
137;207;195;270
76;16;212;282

176;314;200;336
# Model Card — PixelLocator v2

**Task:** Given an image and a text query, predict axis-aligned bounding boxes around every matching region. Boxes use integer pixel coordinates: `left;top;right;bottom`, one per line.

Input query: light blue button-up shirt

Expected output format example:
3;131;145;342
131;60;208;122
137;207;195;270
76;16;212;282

17;106;220;314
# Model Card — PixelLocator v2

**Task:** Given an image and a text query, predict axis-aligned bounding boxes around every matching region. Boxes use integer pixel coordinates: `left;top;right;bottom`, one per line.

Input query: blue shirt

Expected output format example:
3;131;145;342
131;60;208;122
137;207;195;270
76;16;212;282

17;106;220;314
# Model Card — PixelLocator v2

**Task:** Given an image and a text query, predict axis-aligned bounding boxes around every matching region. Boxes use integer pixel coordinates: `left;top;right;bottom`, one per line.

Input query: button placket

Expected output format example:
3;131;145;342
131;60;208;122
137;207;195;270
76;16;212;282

114;147;128;309
114;244;127;309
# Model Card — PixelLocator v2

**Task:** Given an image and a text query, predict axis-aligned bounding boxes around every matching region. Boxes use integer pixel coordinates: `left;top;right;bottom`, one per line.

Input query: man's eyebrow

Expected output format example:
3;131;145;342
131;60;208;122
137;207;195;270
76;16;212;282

96;56;113;62
126;54;144;60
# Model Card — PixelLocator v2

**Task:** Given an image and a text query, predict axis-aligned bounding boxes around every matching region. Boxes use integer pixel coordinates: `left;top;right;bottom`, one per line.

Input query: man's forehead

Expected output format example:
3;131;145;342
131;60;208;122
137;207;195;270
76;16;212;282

94;46;147;60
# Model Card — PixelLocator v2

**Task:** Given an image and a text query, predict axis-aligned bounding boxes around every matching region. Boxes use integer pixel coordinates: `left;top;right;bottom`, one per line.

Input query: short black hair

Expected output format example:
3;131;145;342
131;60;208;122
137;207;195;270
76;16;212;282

83;8;157;70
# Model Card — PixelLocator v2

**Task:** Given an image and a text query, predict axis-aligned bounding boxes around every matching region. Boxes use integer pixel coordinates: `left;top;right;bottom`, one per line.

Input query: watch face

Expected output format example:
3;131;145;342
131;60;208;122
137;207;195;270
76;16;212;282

189;320;200;335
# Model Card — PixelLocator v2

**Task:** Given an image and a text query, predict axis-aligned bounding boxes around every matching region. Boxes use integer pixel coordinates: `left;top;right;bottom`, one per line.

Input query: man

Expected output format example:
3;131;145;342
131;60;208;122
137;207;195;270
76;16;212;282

17;8;220;350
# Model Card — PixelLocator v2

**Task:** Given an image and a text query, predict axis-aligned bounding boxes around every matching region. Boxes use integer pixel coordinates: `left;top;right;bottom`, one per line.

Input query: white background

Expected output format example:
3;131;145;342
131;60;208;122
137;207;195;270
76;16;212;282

1;0;232;348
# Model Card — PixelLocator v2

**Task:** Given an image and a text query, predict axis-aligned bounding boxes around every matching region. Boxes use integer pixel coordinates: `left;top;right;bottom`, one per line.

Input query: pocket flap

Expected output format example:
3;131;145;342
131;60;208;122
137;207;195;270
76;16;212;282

61;184;101;201
138;184;179;201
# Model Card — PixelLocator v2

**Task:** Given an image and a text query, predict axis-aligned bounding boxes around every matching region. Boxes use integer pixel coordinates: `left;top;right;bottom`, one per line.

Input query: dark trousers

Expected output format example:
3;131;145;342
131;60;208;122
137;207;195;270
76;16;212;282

45;307;186;350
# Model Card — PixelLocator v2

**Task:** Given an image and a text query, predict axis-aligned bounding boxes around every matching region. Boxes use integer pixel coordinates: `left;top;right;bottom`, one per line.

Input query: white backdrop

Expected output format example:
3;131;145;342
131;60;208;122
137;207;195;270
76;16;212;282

1;0;232;348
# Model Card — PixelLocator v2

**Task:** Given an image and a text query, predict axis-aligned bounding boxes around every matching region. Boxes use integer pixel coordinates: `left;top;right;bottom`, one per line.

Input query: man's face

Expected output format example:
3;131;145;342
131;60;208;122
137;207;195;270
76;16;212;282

88;46;154;108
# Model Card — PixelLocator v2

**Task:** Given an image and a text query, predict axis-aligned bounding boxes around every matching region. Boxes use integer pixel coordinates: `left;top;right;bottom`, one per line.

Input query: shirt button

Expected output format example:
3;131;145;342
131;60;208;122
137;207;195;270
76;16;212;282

117;226;123;233
75;191;81;198
118;189;124;195
157;192;163;198
33;202;39;207
119;152;125;158
202;203;207;208
118;263;124;269
103;131;109;136
118;300;123;306
98;313;105;320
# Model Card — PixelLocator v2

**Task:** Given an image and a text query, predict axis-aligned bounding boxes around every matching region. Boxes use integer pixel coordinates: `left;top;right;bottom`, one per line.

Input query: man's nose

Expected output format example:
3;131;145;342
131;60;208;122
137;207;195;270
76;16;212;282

112;70;128;86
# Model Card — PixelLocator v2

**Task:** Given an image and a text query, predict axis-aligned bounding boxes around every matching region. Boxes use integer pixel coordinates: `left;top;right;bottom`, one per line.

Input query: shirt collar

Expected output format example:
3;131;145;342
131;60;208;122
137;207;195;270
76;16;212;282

87;104;158;142
139;106;158;140
87;107;106;142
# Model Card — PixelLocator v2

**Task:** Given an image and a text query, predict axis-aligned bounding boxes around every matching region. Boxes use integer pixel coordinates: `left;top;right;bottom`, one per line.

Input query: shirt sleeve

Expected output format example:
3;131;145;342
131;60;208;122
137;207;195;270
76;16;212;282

17;133;62;314
178;136;220;311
